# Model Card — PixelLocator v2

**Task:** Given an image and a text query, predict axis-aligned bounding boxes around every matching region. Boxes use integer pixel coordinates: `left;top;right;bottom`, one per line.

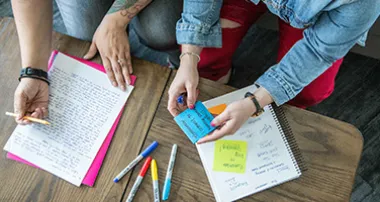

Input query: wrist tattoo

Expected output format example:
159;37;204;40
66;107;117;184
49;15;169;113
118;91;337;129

107;0;152;19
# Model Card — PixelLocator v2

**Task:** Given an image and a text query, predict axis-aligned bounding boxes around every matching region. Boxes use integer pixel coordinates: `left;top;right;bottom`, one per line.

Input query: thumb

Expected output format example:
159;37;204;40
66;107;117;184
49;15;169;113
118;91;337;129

83;42;98;60
211;111;230;127
186;84;197;109
14;91;27;120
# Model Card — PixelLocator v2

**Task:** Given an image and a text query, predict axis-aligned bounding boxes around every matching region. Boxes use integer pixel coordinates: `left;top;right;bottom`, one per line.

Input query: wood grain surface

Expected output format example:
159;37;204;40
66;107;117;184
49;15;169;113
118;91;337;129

0;17;363;202
123;73;363;202
0;18;171;202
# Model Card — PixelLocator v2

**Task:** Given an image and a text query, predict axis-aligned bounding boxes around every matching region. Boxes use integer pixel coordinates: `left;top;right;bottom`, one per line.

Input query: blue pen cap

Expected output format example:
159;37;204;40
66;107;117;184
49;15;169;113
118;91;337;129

162;179;172;200
141;141;159;157
177;95;184;104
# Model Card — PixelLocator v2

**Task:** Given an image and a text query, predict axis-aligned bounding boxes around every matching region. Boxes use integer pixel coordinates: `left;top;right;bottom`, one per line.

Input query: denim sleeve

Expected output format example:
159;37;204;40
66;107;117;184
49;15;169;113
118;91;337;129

176;0;223;47
256;0;380;105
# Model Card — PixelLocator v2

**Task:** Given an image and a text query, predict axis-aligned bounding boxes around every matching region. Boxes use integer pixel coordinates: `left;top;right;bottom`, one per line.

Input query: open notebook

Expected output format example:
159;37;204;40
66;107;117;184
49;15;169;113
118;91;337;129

197;85;306;202
4;52;135;186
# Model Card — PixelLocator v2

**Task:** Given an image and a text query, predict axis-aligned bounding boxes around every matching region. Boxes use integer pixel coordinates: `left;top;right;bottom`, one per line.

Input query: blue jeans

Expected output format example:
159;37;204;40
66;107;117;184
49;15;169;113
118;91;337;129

54;0;182;67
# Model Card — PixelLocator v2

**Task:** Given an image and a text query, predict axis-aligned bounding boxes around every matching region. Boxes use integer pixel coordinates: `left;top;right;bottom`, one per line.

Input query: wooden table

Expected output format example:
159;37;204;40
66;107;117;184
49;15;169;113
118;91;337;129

0;18;363;202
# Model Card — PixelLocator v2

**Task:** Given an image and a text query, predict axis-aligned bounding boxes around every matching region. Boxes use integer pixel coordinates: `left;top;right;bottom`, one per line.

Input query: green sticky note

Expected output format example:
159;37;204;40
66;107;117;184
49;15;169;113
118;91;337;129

213;140;247;173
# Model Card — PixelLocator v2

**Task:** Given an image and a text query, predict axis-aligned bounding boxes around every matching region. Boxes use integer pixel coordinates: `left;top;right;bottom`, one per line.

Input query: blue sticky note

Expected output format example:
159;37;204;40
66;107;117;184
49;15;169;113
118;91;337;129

174;101;216;144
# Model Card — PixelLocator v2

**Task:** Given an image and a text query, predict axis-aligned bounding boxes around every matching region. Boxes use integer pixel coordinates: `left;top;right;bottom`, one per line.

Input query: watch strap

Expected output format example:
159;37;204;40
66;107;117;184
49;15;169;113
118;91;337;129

20;67;48;79
245;92;265;117
19;67;49;85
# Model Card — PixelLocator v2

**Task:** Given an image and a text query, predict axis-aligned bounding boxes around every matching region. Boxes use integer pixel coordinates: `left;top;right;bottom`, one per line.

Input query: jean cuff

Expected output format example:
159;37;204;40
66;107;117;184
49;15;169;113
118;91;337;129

176;22;222;48
255;67;296;106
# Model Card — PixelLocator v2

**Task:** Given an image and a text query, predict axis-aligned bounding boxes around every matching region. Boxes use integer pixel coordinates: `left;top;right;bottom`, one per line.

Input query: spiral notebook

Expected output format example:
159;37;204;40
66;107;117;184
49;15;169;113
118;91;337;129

197;85;306;202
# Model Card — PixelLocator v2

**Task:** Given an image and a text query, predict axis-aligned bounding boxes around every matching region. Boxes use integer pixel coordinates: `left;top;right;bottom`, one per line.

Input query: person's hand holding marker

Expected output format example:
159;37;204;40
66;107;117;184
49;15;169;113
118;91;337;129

168;45;201;116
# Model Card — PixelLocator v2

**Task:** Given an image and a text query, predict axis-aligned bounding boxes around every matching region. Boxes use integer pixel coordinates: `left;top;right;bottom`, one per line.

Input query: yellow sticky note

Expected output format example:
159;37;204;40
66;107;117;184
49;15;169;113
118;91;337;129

213;140;247;173
208;104;227;116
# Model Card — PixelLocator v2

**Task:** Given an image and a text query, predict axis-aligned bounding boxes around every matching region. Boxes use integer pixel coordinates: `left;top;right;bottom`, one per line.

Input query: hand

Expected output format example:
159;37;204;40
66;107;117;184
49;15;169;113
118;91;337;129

84;14;132;91
197;98;256;144
168;57;199;116
14;78;49;125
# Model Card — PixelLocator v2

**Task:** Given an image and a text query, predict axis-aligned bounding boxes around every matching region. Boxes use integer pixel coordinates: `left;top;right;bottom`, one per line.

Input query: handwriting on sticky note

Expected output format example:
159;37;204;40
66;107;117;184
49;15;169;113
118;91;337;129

213;140;247;173
174;101;216;144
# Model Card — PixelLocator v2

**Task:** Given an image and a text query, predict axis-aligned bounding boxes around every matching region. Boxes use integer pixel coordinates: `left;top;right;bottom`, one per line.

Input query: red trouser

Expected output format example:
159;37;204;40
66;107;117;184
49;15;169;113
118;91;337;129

197;0;343;108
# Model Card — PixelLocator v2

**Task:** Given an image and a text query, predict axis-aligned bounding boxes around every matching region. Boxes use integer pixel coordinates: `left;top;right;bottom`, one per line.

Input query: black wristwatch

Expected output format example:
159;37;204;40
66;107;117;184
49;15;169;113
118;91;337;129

245;92;264;117
19;67;50;85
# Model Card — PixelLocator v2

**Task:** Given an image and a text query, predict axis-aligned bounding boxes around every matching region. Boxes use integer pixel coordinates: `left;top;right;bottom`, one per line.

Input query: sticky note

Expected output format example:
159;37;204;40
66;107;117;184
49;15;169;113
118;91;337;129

174;101;216;144
208;104;227;116
213;140;247;173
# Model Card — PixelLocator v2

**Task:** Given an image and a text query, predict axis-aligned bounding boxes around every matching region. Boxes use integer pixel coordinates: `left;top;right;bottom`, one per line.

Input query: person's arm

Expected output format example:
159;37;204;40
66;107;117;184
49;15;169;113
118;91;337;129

12;0;52;71
167;44;202;116
199;1;380;144
83;0;153;90
256;1;380;106
11;0;52;124
167;0;223;116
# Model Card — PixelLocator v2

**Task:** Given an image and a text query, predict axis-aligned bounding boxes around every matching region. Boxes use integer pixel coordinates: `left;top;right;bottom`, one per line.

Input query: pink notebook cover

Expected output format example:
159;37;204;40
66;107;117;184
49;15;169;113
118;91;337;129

7;50;136;187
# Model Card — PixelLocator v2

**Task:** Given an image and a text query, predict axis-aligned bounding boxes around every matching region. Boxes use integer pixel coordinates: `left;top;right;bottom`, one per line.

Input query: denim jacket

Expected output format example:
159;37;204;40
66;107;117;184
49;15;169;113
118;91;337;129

176;0;380;105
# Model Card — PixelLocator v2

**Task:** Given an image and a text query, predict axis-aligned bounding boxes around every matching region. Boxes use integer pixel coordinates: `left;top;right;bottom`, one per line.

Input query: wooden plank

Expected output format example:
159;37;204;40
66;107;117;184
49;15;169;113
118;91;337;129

123;72;363;202
0;18;171;202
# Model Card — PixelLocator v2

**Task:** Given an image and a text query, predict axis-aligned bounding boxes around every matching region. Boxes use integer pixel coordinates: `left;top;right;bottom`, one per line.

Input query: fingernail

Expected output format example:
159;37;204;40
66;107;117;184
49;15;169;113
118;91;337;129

211;122;215;127
112;82;117;87
189;104;195;109
121;86;126;91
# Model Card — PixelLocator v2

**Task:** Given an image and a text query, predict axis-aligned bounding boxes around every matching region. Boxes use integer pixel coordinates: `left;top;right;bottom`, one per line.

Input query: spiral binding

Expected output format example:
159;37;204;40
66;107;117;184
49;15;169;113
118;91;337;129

268;104;307;173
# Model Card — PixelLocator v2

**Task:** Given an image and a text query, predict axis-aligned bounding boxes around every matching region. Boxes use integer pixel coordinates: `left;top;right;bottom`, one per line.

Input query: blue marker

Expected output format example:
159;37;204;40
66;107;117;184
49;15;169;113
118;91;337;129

177;94;185;105
113;141;159;183
162;144;178;200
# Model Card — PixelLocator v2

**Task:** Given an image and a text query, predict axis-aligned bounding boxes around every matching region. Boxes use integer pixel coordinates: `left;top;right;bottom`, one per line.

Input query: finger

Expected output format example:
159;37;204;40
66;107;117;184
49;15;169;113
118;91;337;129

111;58;126;91
14;91;27;121
210;111;230;127
197;124;232;144
120;54;131;85
21;112;32;125
101;56;117;87
125;52;133;74
168;91;182;117
83;42;98;60
41;107;48;118
186;84;197;109
31;111;40;119
34;108;43;119
122;67;131;86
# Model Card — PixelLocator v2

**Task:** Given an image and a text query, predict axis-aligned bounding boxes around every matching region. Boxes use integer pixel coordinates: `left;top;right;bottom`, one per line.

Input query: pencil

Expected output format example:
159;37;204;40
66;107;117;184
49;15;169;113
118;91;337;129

5;112;51;125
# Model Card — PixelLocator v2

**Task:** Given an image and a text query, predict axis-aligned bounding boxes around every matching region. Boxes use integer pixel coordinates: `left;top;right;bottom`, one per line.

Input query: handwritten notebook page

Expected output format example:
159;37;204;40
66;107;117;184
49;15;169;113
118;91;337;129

197;85;301;202
4;53;134;186
6;51;136;187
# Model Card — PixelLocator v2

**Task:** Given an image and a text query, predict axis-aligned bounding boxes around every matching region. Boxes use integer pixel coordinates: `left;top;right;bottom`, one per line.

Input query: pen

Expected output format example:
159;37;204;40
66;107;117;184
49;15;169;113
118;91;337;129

151;159;160;202
126;157;152;202
5;112;51;125
177;94;185;105
114;141;159;183
162;144;178;200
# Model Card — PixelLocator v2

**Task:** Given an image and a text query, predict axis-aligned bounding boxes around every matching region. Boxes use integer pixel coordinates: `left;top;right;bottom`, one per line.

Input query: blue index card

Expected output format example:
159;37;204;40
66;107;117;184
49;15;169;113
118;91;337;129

174;101;216;144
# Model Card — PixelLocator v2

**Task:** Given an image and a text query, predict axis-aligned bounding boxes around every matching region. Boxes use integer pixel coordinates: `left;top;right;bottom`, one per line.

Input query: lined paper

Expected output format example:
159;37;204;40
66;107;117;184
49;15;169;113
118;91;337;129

4;53;134;186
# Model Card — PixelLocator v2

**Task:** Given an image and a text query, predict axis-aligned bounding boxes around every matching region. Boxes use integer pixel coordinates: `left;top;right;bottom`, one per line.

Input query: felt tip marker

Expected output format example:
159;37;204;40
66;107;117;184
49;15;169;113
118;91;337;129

114;141;158;183
151;159;160;202
126;157;152;202
162;144;178;200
